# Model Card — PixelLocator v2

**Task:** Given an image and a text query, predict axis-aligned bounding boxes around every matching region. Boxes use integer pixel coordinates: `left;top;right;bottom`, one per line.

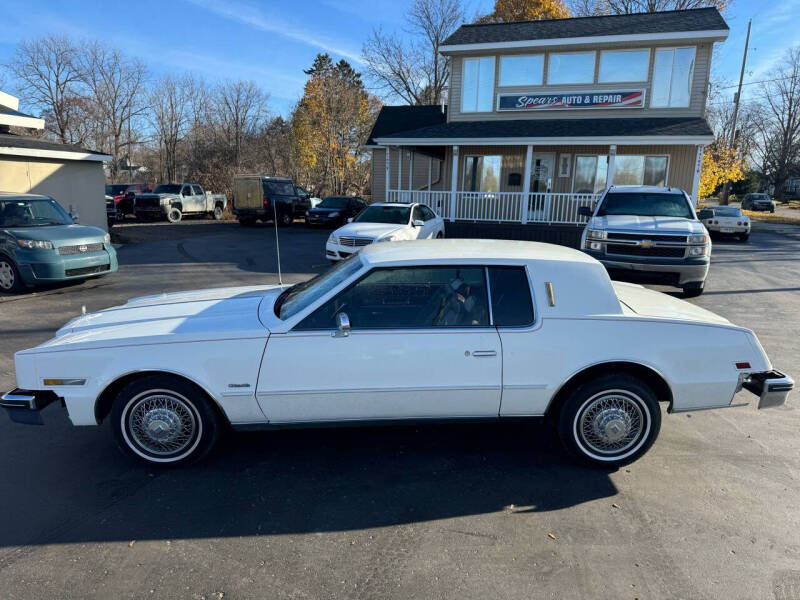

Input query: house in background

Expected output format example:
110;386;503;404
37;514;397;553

366;8;727;245
0;90;110;231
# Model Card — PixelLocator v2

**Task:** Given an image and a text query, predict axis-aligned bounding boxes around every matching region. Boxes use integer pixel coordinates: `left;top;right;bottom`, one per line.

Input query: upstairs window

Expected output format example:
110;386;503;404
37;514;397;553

651;47;695;108
462;57;495;112
547;52;595;85
499;55;544;86
598;49;650;83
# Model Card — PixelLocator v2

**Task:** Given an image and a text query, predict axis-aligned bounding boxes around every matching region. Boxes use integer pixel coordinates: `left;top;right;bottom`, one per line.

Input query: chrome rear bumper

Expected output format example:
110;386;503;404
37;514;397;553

743;371;794;409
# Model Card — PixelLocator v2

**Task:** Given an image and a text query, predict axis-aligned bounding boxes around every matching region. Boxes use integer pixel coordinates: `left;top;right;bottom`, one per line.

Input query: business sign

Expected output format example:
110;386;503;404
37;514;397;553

497;90;645;111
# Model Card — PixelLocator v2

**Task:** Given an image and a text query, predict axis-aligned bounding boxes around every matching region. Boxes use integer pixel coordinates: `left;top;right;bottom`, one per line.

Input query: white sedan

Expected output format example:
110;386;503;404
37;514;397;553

1;240;792;467
698;205;751;241
326;202;444;261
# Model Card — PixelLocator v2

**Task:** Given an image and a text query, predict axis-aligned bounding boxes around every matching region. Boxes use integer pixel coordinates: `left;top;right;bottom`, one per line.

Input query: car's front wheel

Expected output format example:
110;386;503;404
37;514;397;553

167;207;182;223
0;255;23;293
111;375;222;466
557;374;661;467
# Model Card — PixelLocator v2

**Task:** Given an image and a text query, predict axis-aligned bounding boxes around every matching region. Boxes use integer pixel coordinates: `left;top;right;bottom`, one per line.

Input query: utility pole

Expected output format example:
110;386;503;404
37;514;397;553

720;19;751;205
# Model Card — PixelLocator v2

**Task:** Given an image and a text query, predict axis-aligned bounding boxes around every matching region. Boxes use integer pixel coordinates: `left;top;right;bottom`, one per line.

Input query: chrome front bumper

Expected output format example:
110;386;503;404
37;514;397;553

0;388;61;425
743;371;794;409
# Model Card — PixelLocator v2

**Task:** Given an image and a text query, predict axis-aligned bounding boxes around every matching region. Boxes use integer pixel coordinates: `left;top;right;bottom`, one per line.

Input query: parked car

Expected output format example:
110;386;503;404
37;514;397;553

326;202;444;262
0;193;117;293
105;183;151;218
232;176;311;226
1;239;791;466
741;193;775;213
697;206;750;241
579;186;711;297
134;183;227;223
306;196;367;228
105;195;116;228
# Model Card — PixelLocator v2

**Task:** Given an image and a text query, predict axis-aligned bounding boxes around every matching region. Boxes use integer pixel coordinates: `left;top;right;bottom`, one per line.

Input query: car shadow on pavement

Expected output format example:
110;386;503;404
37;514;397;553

0;417;618;548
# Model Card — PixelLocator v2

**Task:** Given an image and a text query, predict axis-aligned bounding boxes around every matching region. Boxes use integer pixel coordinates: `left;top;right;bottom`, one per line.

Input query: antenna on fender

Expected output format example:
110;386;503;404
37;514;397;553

271;193;283;286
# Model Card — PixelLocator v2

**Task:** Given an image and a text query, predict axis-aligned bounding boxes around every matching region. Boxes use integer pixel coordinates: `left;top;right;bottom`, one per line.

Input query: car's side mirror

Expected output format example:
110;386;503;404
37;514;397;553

347;217;354;223
412;219;425;227
333;312;350;338
68;205;80;223
578;206;593;218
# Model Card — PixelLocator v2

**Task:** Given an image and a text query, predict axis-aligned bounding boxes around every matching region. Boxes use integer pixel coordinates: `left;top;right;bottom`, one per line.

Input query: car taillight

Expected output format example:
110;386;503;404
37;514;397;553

263;196;271;208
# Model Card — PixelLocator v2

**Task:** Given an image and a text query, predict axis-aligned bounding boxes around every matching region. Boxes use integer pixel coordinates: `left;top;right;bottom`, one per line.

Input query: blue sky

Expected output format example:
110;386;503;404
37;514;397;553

2;0;799;117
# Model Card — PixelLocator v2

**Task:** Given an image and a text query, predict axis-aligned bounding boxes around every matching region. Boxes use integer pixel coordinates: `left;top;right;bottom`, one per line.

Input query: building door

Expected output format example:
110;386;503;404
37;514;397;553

530;153;555;193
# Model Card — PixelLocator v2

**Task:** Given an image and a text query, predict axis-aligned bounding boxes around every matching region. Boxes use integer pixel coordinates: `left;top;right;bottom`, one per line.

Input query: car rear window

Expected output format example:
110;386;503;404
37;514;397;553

265;181;295;196
488;267;534;327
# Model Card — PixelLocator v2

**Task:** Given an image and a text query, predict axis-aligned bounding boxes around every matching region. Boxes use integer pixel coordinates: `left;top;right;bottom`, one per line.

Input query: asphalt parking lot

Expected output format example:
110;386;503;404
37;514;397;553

1;221;798;600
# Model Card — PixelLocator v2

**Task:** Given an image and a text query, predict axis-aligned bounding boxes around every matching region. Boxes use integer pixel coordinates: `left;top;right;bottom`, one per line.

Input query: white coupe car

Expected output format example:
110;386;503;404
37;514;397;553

698;205;751;241
326;202;444;261
1;240;792;467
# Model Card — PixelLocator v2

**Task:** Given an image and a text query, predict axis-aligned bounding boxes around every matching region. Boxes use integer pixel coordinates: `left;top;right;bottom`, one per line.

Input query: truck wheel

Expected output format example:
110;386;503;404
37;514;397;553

0;255;24;293
557;374;661;467
111;375;222;466
213;205;223;220
167;207;182;223
278;211;293;227
738;233;750;242
682;282;704;298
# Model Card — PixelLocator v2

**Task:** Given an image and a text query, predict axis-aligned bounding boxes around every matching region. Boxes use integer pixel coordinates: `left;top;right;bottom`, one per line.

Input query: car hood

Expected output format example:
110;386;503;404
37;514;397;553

137;193;178;200
590;215;703;235
4;224;107;244
613;281;730;325
333;222;406;239
21;285;283;354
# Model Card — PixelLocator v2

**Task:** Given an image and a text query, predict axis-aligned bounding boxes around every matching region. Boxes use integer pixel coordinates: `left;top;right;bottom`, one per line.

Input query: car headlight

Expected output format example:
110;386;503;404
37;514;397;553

104;233;111;243
328;211;340;218
328;235;338;245
375;235;396;243
586;229;607;240
688;234;708;245
688;246;708;257
17;239;54;249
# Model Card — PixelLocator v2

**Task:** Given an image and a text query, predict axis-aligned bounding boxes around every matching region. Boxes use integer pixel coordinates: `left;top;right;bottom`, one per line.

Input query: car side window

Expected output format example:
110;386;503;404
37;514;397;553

421;206;436;221
192;185;203;195
181;186;191;196
488;267;535;327
295;266;490;330
412;206;424;222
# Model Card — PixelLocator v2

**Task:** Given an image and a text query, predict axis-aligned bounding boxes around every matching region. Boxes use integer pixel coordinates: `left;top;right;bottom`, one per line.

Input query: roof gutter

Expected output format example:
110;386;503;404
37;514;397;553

374;135;714;146
440;29;729;53
0;146;111;162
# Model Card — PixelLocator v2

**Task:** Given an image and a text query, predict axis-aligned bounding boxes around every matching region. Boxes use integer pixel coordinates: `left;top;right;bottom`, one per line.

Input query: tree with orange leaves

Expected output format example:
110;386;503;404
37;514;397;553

476;0;571;23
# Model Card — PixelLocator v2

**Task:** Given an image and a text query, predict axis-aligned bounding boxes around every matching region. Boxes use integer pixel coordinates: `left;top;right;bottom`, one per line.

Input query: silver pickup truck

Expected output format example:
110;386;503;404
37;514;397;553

134;183;227;223
579;185;711;297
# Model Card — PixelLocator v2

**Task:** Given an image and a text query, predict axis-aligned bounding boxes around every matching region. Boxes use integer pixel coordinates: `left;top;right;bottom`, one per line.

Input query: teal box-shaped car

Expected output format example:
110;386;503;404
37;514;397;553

0;193;118;293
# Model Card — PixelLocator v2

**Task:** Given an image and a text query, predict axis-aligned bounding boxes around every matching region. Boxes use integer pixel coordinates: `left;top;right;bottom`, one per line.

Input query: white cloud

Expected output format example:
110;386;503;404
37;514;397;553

183;0;363;64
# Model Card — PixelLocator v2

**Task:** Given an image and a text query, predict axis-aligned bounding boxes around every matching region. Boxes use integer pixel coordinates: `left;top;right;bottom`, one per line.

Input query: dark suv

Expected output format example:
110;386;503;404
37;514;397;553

232;176;311;226
741;193;775;213
105;183;151;218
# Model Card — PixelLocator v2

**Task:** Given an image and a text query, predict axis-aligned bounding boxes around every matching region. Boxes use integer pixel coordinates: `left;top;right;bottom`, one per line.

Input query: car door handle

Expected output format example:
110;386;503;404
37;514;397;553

472;350;497;357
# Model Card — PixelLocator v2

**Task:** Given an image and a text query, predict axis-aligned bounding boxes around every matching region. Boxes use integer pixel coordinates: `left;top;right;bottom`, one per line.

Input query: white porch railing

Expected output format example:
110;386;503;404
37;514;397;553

386;190;600;225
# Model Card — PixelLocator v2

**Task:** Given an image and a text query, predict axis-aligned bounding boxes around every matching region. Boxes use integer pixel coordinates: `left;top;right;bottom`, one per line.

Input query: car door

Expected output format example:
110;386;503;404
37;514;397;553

257;265;502;422
411;205;428;238
191;185;206;213
294;186;311;215
421;205;441;237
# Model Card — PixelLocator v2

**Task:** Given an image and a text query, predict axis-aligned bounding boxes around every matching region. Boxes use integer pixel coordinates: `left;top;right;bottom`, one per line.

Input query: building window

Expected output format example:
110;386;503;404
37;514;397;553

462;57;495;112
547;52;595;85
558;154;571;178
598;49;650;83
499;55;543;86
651;47;695;108
573;155;608;194
644;156;669;186
463;156;502;192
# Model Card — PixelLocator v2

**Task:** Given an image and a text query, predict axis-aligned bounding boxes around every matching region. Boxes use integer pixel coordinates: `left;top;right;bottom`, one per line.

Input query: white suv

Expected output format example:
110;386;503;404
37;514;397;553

579;186;711;297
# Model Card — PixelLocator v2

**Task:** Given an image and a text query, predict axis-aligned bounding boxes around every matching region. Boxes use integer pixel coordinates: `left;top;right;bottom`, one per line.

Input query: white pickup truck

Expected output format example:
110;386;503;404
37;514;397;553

579;185;711;297
134;183;227;223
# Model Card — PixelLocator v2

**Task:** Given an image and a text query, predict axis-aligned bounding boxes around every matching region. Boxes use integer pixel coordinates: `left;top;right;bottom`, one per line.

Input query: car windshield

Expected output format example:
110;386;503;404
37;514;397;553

712;206;742;217
355;205;410;224
0;197;73;227
319;197;350;209
597;192;693;219
153;184;182;194
106;184;129;195
275;255;363;320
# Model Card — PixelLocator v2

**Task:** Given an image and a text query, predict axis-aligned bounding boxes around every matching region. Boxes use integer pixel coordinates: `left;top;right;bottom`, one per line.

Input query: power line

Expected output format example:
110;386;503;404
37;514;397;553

715;75;798;91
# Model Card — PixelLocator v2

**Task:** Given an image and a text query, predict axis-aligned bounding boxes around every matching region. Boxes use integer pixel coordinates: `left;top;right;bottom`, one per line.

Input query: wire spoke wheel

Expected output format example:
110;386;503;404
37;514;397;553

124;391;200;459
576;391;646;456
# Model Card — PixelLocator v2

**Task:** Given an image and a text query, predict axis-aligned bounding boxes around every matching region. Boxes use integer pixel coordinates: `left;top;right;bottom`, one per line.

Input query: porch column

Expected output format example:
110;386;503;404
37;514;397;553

520;144;533;224
691;146;704;207
606;144;617;189
384;146;390;201
397;149;403;192
449;146;459;223
408;149;414;193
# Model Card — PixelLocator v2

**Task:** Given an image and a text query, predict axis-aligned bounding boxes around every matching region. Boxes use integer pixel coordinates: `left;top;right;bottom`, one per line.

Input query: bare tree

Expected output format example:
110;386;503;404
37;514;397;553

569;0;728;16
212;80;269;169
78;42;148;181
753;47;800;200
362;0;463;105
7;35;86;143
149;74;194;182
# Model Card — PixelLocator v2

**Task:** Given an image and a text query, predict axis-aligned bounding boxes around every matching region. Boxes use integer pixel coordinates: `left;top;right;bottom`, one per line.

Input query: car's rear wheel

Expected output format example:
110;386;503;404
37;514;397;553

167;207;182;223
557;374;661;467
0;256;23;293
213;205;223;220
111;375;222;466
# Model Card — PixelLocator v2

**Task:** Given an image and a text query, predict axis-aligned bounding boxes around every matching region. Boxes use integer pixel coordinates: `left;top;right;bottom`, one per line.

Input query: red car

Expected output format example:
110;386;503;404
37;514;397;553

105;183;151;217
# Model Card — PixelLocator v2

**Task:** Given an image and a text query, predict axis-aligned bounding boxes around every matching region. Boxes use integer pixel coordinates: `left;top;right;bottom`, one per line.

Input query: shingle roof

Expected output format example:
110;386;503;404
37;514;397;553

367;105;447;145
373;112;713;141
0;133;108;157
442;7;728;47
